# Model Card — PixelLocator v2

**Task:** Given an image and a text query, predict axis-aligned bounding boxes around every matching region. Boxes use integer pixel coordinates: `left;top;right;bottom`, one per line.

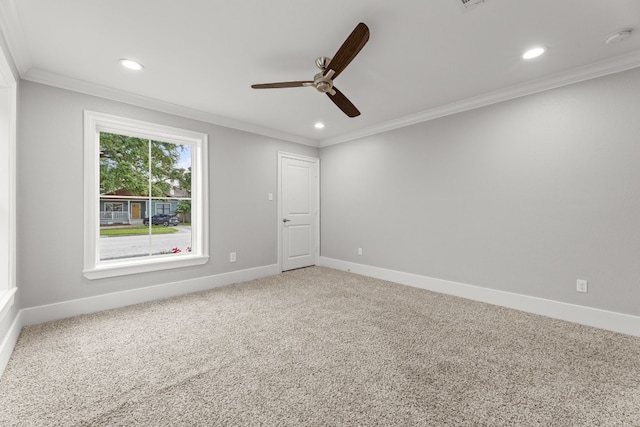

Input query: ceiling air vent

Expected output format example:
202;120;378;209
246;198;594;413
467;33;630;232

459;0;486;10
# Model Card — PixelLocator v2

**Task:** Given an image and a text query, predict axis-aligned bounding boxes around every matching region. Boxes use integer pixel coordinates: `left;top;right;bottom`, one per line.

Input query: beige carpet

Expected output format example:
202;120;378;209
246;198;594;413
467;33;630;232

1;266;639;426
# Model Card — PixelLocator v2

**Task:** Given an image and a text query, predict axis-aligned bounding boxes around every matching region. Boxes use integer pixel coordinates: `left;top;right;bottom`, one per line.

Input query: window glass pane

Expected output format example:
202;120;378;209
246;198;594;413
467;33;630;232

99;132;150;197
150;141;186;197
149;198;193;256
99;135;192;261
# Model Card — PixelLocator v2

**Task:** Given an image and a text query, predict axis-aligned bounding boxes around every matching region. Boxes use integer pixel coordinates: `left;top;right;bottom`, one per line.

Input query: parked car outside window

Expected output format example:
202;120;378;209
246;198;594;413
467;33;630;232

143;214;179;226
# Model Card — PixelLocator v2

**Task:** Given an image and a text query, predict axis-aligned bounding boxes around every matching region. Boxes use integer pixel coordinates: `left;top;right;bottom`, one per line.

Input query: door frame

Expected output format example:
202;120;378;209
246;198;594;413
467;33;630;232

277;151;320;273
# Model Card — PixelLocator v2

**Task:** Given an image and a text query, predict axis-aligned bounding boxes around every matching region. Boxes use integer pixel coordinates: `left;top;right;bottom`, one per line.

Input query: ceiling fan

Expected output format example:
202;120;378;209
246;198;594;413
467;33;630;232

251;22;370;118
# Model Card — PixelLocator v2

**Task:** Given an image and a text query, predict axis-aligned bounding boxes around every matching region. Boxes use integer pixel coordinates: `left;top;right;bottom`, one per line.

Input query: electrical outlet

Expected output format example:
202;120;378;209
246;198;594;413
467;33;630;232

230;252;236;263
576;279;588;293
358;247;363;256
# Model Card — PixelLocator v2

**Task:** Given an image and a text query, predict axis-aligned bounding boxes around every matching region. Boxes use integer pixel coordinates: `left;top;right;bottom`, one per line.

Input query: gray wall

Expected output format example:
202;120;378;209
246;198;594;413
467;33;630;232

18;81;318;308
320;67;640;316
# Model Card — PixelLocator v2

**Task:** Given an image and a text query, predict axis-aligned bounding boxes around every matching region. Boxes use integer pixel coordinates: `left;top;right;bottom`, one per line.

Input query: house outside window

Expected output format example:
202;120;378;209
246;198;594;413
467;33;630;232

84;111;209;279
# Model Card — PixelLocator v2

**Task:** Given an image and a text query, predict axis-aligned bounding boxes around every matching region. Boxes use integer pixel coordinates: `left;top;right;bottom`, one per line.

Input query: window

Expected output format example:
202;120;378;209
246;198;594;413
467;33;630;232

156;203;171;214
84;111;208;279
104;202;124;212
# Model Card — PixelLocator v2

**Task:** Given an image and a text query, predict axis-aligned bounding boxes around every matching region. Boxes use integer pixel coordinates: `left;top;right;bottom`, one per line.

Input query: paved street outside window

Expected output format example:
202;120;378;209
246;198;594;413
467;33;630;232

99;226;192;260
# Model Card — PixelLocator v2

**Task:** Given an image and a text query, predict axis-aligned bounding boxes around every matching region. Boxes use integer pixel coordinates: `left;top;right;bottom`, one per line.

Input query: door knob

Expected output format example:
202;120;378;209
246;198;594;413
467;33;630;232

283;218;291;223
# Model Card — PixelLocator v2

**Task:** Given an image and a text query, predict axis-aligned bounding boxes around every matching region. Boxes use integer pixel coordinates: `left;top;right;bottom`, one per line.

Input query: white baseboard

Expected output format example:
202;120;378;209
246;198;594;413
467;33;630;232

21;264;280;327
0;288;17;324
0;309;23;378
319;257;640;338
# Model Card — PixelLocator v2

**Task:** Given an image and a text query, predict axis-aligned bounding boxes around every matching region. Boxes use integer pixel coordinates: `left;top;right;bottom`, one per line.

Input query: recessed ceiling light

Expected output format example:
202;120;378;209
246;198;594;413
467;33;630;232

522;47;546;60
314;122;325;129
119;59;144;71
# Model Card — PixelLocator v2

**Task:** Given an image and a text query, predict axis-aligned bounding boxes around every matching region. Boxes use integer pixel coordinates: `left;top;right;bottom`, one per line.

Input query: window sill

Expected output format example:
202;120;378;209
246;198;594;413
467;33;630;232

0;288;17;323
84;255;209;280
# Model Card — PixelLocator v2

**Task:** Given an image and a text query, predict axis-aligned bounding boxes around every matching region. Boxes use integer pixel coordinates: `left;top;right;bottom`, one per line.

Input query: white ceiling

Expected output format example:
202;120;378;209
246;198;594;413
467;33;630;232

1;0;640;146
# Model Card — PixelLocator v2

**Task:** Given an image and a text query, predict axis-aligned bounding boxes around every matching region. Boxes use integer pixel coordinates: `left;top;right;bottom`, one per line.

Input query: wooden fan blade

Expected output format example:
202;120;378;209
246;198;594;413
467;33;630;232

327;87;360;117
325;22;369;80
251;81;313;89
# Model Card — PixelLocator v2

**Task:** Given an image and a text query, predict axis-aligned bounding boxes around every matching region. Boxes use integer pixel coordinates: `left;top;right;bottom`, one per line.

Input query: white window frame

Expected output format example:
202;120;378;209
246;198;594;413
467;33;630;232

0;44;17;321
83;111;209;279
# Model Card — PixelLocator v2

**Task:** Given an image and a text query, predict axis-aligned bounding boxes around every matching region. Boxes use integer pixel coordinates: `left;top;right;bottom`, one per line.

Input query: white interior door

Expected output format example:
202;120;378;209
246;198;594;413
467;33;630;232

279;154;318;271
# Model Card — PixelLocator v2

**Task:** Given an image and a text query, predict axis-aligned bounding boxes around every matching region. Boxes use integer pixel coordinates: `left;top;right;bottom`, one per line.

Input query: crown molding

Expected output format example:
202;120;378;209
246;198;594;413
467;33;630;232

18;48;640;149
318;50;640;147
22;68;318;147
0;0;31;75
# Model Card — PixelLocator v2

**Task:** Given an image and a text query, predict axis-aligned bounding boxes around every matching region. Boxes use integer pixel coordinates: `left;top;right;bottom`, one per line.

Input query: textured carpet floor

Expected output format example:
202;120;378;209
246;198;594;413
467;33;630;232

1;266;639;426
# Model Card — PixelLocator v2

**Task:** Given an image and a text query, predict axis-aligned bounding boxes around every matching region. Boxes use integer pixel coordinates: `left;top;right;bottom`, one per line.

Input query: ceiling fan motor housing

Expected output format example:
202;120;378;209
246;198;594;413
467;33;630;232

314;74;332;93
313;69;336;94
